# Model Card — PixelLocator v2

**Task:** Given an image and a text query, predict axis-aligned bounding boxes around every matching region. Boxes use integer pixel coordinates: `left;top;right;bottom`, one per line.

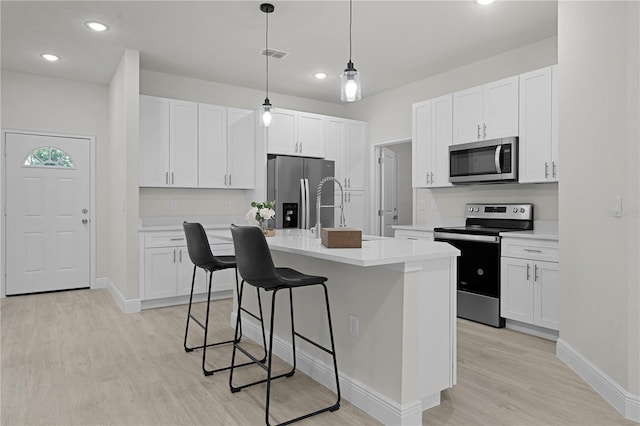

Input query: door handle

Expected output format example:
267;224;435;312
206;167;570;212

495;145;503;174
82;219;88;224
82;208;88;214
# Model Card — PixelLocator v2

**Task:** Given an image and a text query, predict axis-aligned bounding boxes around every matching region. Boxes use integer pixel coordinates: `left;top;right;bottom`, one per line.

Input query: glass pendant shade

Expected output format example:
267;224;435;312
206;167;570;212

261;98;273;127
341;61;361;102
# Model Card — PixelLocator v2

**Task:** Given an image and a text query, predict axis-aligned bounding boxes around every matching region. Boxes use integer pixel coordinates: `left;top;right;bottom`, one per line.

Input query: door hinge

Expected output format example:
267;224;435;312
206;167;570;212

378;209;384;217
378;156;383;164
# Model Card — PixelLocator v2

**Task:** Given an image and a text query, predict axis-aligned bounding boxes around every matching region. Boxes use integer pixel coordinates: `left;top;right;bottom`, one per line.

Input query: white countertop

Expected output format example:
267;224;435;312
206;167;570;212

500;221;559;241
207;228;459;267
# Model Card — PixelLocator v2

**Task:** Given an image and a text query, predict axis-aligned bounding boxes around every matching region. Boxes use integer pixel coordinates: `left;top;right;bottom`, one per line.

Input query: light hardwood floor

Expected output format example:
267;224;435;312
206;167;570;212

1;288;635;425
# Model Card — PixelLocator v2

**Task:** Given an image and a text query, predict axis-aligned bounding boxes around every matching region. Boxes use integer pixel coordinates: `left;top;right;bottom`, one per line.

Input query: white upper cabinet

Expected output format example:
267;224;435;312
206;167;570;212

140;95;255;189
139;96;198;188
198;105;255;189
453;75;519;144
198;103;227;188
267;108;325;157
326;118;367;191
226;108;256;189
518;66;558;183
139;95;170;187
412;94;453;188
169;99;199;187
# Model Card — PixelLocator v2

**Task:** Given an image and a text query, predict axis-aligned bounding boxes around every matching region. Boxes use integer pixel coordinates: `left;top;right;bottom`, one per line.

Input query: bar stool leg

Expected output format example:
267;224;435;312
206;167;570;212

229;280;245;390
322;283;341;411
287;288;297;375
184;265;198;352
264;288;279;426
202;271;215;376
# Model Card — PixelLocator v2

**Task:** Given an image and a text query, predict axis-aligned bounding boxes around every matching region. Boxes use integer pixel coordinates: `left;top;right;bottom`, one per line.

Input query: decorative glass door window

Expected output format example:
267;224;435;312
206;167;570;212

23;146;74;168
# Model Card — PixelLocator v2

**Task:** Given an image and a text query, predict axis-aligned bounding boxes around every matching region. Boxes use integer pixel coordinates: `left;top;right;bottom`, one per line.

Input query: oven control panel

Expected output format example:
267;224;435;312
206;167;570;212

464;203;533;220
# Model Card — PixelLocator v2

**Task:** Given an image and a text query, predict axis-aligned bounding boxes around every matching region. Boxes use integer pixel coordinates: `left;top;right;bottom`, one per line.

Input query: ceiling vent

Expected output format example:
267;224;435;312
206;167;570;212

261;48;289;59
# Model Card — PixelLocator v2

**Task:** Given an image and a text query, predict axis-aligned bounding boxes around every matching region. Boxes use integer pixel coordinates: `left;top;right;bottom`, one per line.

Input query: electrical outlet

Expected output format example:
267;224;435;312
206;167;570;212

225;200;232;210
419;200;427;211
170;200;177;210
349;315;359;337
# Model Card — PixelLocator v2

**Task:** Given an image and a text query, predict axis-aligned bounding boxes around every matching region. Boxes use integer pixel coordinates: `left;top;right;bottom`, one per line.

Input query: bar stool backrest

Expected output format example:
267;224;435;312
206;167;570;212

183;221;215;267
230;224;279;284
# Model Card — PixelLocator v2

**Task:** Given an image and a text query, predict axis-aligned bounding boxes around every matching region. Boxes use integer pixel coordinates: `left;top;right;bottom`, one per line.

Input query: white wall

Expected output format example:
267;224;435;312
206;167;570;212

138;69;349;217
558;0;639;400
346;37;559;225
0;70;111;278
108;49;140;300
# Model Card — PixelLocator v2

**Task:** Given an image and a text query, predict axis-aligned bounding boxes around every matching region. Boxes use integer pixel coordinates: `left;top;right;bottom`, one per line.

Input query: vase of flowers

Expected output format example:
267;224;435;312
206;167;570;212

246;200;276;237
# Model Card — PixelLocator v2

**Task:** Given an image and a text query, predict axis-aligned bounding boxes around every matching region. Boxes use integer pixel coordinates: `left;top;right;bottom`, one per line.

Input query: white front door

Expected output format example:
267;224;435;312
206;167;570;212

5;132;91;295
379;147;398;237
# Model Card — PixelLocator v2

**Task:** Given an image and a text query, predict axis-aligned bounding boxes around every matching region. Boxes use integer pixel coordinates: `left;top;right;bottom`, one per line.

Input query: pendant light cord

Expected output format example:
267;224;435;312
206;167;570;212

349;0;353;62
265;10;269;99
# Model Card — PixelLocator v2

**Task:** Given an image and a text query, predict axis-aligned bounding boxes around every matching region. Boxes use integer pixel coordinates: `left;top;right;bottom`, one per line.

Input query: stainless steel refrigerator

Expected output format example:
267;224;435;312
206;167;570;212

267;155;335;229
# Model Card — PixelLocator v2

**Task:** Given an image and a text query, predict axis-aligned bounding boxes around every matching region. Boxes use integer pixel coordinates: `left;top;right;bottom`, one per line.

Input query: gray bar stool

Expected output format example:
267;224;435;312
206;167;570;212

229;224;341;426
182;221;267;376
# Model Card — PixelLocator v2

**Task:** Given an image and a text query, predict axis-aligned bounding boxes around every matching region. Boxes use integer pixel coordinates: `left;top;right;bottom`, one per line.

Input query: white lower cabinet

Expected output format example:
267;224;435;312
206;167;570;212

500;238;559;331
141;231;235;302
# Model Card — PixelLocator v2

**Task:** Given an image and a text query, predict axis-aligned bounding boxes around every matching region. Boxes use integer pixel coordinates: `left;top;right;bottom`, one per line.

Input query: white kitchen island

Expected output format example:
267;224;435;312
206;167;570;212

209;228;459;426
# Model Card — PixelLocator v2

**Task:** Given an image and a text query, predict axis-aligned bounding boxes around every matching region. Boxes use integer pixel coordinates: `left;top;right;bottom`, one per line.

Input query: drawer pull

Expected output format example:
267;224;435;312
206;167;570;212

170;237;185;241
407;237;418;240
523;248;543;253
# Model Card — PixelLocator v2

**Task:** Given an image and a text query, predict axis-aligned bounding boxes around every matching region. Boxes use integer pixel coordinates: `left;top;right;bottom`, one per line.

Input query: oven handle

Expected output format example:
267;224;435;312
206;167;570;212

495;145;502;174
434;232;500;244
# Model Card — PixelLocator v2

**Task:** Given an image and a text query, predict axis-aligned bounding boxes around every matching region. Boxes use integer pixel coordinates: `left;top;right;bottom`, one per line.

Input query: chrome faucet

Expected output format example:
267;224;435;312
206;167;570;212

314;177;346;239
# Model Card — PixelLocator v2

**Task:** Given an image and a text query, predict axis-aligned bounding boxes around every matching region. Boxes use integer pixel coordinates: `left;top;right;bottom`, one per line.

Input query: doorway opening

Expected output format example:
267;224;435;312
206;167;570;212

373;139;412;237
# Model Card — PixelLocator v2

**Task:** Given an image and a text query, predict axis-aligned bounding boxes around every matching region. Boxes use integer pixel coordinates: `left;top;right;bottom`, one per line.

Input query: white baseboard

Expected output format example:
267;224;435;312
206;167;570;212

557;338;640;423
506;319;559;341
94;277;109;289
140;290;232;310
105;278;141;314
231;312;428;426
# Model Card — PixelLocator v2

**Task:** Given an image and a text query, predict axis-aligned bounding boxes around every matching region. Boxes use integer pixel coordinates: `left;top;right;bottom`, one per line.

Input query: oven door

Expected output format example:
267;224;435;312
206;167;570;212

434;232;501;297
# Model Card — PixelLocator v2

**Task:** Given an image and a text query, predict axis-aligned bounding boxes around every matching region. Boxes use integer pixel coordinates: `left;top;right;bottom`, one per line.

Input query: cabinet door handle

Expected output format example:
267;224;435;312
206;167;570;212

179;249;183;263
430;172;434;184
426;172;430;185
348;192;351;203
229;174;232;186
224;174;227;186
552;162;557;179
299;141;303;152
173;249;176;263
545;162;549;178
526;263;531;280
534;264;539;281
171;172;175;185
295;142;299;153
477;124;481;139
483;123;487;139
524;248;543;253
348;178;351;188
165;172;169;185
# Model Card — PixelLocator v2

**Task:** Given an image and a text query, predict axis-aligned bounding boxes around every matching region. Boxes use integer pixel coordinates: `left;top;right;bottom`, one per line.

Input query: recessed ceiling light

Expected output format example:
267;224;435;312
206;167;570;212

86;21;108;32
41;53;60;62
476;0;495;4
314;72;328;79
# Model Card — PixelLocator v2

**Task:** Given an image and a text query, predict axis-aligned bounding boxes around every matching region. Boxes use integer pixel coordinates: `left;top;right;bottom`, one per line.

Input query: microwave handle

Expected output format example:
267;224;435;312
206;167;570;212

494;145;502;174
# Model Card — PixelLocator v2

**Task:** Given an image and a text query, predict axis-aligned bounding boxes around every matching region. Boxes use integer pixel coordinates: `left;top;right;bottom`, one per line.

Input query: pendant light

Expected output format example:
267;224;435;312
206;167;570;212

260;3;275;127
341;0;361;102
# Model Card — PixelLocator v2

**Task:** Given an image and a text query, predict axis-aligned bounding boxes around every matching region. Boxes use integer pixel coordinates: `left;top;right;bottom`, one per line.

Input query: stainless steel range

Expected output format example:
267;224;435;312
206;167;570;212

434;203;533;328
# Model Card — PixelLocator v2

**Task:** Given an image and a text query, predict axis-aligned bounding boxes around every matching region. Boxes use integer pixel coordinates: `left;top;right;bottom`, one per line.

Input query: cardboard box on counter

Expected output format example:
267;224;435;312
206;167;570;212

321;228;362;248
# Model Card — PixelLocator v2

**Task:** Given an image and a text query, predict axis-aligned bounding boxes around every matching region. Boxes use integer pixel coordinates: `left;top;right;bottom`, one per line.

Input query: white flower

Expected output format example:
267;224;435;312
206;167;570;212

246;207;258;222
259;208;275;220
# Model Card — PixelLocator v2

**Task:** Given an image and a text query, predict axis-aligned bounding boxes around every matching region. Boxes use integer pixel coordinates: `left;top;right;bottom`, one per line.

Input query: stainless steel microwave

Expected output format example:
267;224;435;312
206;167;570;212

449;137;518;184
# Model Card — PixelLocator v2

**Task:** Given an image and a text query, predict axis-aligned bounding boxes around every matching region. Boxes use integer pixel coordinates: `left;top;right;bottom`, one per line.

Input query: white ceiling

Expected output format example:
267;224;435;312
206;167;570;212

1;1;558;104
